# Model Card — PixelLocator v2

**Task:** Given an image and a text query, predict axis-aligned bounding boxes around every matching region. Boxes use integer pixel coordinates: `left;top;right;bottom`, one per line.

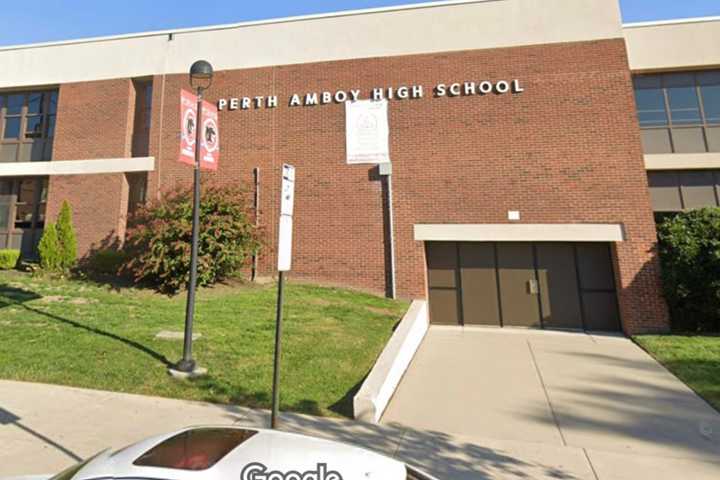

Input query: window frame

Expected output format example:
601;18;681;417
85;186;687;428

634;71;720;154
0;89;58;163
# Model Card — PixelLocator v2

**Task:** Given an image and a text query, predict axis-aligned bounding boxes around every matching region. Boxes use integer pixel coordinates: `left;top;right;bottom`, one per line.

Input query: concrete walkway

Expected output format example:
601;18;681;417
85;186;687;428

382;327;720;479
2;328;720;479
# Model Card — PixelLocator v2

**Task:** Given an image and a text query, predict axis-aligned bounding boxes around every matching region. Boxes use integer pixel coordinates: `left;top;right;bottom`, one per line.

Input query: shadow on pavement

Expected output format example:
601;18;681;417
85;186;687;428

0;407;82;462
522;351;720;460
219;408;582;480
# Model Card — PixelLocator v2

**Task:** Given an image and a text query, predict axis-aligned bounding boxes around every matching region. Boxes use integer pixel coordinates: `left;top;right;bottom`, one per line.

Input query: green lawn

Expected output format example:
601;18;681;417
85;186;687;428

635;335;720;411
0;271;407;417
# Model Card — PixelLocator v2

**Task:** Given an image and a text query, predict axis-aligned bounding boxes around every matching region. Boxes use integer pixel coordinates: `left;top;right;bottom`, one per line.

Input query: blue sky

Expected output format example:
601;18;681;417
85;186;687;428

0;0;719;46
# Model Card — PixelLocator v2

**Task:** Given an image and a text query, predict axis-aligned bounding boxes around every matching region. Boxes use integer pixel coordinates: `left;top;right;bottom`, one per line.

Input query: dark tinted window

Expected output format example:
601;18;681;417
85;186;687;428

665;73;701;125
4;117;20;139
635;87;667;126
133;428;257;471
633;70;720;153
6;95;23;115
699;72;720;123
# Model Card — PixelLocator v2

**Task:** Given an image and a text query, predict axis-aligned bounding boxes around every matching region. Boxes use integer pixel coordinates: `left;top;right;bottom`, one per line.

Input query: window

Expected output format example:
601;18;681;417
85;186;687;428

633;71;720;154
1;90;58;162
647;170;720;212
0;177;48;255
133;428;257;471
131;80;153;157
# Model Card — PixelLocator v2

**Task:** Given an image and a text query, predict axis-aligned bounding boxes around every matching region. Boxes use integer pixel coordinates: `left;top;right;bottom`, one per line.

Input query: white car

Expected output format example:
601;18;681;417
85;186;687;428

7;426;436;480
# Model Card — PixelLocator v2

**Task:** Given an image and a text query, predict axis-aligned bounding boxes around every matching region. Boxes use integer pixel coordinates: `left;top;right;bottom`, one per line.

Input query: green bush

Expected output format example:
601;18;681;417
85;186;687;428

122;185;261;293
86;249;127;275
657;207;720;332
57;201;78;270
38;223;62;272
0;249;20;270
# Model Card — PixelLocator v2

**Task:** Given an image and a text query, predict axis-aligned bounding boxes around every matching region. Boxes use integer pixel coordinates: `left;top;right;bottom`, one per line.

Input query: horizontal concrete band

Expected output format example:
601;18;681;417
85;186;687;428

354;300;429;423
0;0;623;88
0;157;155;177
414;224;625;242
645;153;720;171
624;17;720;71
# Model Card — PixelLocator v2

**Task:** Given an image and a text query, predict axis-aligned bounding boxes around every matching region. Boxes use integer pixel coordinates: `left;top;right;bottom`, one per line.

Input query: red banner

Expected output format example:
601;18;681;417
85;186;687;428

178;90;197;167
178;91;220;171
199;100;220;171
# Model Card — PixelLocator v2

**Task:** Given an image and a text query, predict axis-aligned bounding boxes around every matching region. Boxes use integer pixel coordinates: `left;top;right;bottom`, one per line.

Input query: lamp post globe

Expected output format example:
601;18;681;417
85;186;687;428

190;60;214;91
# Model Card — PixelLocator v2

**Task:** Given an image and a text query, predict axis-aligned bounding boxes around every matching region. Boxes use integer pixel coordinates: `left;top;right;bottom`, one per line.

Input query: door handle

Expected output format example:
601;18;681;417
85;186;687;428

527;279;539;295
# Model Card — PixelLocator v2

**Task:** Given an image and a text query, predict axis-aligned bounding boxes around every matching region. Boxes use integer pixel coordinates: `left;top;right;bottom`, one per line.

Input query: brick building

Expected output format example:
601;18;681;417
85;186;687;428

1;0;719;335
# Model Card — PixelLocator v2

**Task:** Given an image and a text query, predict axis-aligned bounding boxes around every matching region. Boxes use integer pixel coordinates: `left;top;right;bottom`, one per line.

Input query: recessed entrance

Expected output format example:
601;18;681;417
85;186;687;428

426;242;621;331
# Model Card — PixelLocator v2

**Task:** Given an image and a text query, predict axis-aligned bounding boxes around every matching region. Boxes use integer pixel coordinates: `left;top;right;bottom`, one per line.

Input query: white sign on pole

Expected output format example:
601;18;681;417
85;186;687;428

346;99;390;165
278;164;295;272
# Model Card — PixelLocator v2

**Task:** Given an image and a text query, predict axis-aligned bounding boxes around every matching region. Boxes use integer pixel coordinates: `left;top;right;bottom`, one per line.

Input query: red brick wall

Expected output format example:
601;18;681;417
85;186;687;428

46;79;135;255
49;39;669;334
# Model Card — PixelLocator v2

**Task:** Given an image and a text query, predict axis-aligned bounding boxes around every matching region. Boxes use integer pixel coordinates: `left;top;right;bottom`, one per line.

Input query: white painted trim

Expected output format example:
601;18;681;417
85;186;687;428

414;224;625;242
0;0;622;89
354;300;429;423
0;157;155;177
0;0;498;52
623;16;720;29
645;153;720;171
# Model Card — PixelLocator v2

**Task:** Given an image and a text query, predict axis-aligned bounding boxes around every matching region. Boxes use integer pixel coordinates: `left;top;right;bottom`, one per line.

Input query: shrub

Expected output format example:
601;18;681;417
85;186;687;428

85;249;128;276
657;207;720;332
57;201;78;270
122;185;261;293
0;249;20;270
38;222;62;272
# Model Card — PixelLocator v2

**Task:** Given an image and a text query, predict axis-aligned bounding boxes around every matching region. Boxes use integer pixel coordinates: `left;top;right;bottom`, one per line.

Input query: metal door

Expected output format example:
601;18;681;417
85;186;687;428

459;243;501;326
536;243;584;330
426;242;461;325
497;243;542;328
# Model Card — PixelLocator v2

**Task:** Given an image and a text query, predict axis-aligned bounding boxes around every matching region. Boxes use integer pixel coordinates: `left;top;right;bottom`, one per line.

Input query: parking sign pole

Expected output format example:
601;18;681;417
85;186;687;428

271;164;295;429
271;270;285;429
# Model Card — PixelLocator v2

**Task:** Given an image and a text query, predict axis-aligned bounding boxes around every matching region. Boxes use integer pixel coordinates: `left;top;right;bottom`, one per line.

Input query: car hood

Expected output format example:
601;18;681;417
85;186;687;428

99;428;407;480
219;430;406;480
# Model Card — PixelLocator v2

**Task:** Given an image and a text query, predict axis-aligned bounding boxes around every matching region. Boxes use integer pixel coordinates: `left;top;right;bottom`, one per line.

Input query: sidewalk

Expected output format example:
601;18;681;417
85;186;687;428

2;380;719;479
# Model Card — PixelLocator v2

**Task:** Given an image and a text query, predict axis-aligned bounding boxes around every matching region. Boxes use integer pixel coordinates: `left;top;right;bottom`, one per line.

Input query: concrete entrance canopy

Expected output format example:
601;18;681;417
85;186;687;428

0;157;155;177
414;224;626;242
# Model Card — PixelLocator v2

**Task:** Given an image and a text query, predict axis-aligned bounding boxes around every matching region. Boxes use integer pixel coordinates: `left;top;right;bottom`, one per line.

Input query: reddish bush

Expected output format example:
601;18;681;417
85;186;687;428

123;185;261;293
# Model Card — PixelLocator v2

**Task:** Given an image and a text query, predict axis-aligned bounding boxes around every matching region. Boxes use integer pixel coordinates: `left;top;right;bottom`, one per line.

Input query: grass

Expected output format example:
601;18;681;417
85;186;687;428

0;270;408;417
635;335;720;412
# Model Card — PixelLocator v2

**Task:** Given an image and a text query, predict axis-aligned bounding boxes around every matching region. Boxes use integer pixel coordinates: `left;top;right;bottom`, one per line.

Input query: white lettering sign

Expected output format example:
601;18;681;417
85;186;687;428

217;79;524;111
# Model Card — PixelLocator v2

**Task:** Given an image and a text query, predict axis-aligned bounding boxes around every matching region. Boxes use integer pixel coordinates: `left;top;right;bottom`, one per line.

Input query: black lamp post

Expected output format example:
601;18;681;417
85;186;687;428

174;60;214;374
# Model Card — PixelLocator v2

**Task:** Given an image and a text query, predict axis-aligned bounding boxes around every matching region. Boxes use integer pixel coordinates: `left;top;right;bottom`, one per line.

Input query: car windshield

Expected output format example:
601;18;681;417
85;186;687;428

49;451;106;480
133;428;257;471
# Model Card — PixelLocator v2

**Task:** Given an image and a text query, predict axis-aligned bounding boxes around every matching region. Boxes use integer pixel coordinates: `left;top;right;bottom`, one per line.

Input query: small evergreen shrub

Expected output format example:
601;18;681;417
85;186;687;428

57;201;78;270
657;207;720;332
38;223;62;272
0;249;20;270
122;185;261;293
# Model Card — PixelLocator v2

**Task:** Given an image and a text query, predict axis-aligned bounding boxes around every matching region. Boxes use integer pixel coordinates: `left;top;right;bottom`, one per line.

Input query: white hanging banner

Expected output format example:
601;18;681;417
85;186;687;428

345;100;390;164
278;164;295;272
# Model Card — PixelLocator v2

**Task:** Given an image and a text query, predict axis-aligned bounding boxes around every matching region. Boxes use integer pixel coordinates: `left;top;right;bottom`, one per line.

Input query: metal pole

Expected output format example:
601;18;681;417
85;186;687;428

271;270;285;429
178;88;203;372
386;173;397;300
251;167;260;282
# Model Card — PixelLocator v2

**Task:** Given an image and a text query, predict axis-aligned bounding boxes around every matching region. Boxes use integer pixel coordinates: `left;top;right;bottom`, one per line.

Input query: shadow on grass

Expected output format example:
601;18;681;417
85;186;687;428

190;377;326;417
0;283;172;367
329;375;367;418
